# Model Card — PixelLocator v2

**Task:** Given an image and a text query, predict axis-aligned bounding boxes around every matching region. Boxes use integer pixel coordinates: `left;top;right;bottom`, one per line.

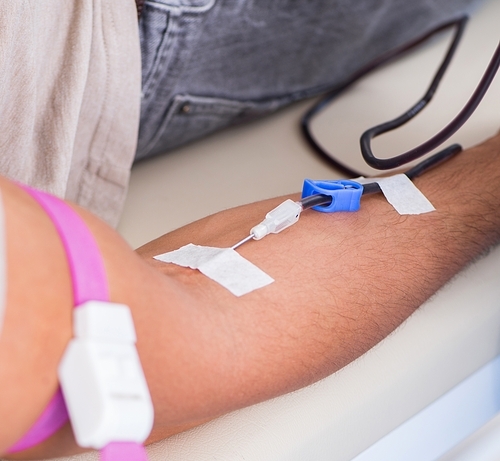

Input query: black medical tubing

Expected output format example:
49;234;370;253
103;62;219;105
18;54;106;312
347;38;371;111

302;16;500;174
300;143;463;209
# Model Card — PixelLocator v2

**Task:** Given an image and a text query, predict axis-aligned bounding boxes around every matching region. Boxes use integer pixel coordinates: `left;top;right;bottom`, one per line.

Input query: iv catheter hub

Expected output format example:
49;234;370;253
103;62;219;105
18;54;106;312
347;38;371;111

231;199;303;250
250;200;302;239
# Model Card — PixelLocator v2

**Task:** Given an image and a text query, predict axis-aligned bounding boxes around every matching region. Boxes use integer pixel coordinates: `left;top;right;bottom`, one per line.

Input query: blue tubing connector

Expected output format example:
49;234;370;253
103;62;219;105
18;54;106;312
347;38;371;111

301;179;363;213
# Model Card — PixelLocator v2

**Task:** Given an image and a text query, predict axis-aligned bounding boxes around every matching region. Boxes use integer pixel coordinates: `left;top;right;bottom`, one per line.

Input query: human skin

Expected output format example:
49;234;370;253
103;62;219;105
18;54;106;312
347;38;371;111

1;133;500;459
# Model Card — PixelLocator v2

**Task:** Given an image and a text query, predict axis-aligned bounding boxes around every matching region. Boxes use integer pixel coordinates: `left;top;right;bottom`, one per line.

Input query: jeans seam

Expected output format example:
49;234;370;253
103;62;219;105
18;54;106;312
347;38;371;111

145;0;215;14
141;9;175;97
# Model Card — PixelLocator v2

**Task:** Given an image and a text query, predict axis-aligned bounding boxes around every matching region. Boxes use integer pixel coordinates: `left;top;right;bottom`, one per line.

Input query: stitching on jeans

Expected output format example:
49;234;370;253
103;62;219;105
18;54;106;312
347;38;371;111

141;9;172;97
145;0;215;14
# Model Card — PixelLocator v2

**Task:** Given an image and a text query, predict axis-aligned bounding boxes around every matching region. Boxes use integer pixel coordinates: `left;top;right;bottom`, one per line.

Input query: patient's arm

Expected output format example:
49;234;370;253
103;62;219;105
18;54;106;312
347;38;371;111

1;134;500;459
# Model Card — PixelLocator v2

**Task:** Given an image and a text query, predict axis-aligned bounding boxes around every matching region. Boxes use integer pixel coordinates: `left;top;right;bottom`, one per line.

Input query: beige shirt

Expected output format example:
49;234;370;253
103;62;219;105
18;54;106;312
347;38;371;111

0;0;141;227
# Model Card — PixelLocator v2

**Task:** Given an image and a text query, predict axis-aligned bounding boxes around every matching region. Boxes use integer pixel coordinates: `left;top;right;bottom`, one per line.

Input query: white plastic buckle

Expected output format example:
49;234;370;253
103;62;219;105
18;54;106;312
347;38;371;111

58;301;154;449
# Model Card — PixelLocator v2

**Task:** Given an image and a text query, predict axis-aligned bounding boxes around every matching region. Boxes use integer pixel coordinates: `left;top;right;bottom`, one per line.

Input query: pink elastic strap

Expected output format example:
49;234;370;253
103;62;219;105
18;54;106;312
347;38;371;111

20;187;109;305
12;187;148;459
100;442;148;461
7;389;68;452
7;186;111;453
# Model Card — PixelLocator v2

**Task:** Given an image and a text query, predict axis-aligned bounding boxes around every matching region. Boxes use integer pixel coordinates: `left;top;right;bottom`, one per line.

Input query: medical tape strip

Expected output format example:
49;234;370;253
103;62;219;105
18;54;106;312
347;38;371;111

154;244;274;297
357;174;435;215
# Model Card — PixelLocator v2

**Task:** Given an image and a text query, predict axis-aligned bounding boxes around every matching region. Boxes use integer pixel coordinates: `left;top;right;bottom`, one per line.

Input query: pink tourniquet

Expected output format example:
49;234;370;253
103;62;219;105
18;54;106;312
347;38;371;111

7;186;148;461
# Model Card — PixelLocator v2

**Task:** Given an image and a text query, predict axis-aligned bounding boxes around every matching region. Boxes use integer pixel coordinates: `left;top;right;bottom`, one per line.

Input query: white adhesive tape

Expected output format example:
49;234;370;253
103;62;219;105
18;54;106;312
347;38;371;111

357;174;435;215
154;244;274;297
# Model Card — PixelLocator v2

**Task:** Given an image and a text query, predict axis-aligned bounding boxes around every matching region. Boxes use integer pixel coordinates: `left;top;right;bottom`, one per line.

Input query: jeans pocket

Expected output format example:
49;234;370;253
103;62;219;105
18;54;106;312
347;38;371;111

138;0;217;157
137;93;290;160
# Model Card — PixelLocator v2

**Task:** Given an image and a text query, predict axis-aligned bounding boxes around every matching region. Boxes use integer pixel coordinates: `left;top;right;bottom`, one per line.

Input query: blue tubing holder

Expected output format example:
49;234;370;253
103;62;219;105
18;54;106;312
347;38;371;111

301;179;363;213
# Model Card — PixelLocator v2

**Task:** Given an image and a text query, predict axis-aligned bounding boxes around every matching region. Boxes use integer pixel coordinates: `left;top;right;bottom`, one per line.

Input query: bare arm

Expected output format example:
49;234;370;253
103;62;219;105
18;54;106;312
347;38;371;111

2;134;500;458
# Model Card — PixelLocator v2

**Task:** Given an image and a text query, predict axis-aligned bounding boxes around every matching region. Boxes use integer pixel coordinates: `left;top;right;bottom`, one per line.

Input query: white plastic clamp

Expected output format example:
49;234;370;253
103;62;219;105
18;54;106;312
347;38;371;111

58;301;154;449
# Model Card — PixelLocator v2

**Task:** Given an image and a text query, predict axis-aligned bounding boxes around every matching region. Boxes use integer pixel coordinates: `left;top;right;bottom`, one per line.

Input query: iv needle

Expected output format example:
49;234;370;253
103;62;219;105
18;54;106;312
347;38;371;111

231;234;254;250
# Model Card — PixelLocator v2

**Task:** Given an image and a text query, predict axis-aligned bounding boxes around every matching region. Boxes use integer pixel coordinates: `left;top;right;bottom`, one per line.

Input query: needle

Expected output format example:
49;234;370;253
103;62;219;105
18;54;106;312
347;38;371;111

231;234;254;250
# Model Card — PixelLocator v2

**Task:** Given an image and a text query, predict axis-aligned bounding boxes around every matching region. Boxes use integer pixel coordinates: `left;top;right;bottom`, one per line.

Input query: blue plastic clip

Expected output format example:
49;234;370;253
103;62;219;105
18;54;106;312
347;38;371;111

301;179;363;213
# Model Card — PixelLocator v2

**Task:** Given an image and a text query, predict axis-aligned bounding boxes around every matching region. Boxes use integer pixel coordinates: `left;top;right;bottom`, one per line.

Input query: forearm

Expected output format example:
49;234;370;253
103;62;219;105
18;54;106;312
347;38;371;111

136;134;500;436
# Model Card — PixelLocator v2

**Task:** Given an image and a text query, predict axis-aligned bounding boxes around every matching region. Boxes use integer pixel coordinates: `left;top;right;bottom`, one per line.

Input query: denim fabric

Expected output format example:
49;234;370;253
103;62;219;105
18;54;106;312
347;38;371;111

136;0;482;160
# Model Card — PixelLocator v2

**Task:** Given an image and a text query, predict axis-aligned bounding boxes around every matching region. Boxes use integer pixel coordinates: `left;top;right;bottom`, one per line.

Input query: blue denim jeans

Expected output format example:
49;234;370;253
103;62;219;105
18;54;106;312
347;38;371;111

136;0;481;160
